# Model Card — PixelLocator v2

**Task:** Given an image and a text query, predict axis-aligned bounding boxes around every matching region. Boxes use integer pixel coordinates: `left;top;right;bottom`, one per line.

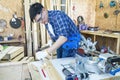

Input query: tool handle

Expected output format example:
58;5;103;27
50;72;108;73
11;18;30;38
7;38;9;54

110;68;120;75
62;68;72;76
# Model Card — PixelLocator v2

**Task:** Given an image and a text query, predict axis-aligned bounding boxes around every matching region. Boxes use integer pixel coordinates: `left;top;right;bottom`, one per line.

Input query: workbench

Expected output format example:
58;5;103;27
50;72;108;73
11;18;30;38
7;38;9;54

80;30;120;54
28;57;120;80
0;61;30;80
0;57;119;80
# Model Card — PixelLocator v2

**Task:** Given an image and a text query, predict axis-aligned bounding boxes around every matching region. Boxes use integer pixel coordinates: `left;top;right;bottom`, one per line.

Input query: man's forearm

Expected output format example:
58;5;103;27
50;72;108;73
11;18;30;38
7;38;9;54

46;36;67;53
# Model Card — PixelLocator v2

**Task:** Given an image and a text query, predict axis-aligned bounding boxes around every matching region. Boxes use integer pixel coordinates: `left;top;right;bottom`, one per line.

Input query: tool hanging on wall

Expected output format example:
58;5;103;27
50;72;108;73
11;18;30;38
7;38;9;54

104;12;109;18
0;19;7;33
9;12;21;29
113;10;120;15
77;16;84;24
113;10;120;27
72;3;77;24
0;36;4;41
109;0;116;8
99;1;104;9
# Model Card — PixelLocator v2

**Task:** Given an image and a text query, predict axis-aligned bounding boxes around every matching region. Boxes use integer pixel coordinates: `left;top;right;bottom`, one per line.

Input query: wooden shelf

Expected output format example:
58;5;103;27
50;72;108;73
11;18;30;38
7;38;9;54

80;30;120;54
81;30;120;38
0;39;25;44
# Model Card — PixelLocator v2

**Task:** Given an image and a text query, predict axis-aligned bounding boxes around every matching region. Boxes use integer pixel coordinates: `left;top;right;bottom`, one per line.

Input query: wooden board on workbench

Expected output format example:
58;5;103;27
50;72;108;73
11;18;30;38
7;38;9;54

20;56;34;62
28;60;62;80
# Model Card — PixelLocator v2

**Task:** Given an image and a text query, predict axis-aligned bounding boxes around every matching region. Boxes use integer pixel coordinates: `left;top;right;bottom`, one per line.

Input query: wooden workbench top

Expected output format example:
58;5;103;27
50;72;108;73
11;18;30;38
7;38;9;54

28;57;120;80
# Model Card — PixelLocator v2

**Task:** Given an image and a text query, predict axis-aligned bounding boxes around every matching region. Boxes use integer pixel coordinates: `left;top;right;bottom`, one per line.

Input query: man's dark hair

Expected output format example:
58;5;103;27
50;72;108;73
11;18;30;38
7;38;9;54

29;2;44;22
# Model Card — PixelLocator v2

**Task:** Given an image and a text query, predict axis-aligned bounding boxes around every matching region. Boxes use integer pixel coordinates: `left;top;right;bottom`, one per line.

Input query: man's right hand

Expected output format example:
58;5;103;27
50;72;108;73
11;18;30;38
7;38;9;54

36;51;49;60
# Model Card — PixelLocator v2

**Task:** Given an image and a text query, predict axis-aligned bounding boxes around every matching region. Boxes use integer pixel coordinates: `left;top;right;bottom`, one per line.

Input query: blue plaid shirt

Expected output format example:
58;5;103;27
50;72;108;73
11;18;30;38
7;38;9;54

45;10;80;42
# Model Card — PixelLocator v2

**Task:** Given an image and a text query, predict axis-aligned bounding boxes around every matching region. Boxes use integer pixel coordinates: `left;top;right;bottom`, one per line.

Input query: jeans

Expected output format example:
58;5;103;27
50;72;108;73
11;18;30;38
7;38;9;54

57;46;76;58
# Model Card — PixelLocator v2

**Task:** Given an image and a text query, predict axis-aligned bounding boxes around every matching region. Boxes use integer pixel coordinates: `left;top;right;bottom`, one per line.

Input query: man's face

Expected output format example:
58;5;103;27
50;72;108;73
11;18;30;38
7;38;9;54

35;8;48;24
35;13;42;22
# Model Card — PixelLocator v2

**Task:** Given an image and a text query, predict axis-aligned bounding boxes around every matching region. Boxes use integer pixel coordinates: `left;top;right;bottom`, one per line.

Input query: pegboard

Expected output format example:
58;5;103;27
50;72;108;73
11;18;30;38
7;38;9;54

0;0;24;38
95;0;120;31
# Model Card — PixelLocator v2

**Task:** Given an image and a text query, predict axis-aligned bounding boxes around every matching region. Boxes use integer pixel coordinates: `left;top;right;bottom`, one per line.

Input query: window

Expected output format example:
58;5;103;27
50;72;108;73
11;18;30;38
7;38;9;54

52;0;57;10
52;0;66;13
51;0;72;17
60;0;66;12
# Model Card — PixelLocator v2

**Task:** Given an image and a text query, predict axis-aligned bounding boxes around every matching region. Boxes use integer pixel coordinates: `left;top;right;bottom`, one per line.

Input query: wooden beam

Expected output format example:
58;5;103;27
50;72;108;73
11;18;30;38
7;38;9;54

24;0;33;56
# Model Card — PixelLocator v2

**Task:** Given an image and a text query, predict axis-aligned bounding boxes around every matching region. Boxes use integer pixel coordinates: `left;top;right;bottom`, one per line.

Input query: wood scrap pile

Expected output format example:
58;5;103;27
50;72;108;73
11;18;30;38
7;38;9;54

0;46;24;62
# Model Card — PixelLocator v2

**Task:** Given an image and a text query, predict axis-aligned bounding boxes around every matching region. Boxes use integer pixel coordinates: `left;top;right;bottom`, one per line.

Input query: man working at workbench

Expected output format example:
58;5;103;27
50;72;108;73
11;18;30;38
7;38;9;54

29;2;82;59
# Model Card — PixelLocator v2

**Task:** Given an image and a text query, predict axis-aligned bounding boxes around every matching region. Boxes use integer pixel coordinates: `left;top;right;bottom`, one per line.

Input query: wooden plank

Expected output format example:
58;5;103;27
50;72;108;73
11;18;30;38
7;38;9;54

37;24;41;49
20;57;34;62
28;60;62;80
40;24;47;47
11;52;24;62
116;36;120;54
28;63;43;80
67;0;72;17
0;60;8;63
21;62;31;80
2;46;24;60
9;46;24;59
43;60;62;80
20;57;29;61
24;0;42;56
31;0;40;54
46;30;51;44
24;0;33;56
26;57;34;62
0;46;13;60
32;22;39;54
81;30;120;38
39;26;50;47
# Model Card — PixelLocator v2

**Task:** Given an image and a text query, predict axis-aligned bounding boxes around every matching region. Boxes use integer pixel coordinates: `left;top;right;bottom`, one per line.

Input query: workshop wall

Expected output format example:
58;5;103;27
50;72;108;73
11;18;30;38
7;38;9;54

0;0;96;38
0;0;24;38
95;0;120;31
72;0;96;27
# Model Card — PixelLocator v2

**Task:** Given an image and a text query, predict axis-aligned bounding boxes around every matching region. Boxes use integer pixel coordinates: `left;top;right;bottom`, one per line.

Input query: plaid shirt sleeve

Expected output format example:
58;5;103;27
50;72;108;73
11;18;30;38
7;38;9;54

55;12;70;38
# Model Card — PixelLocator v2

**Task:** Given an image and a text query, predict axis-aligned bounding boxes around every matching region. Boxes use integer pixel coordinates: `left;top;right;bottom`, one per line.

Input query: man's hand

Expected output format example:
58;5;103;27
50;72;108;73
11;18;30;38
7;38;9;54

36;51;50;60
47;40;53;47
